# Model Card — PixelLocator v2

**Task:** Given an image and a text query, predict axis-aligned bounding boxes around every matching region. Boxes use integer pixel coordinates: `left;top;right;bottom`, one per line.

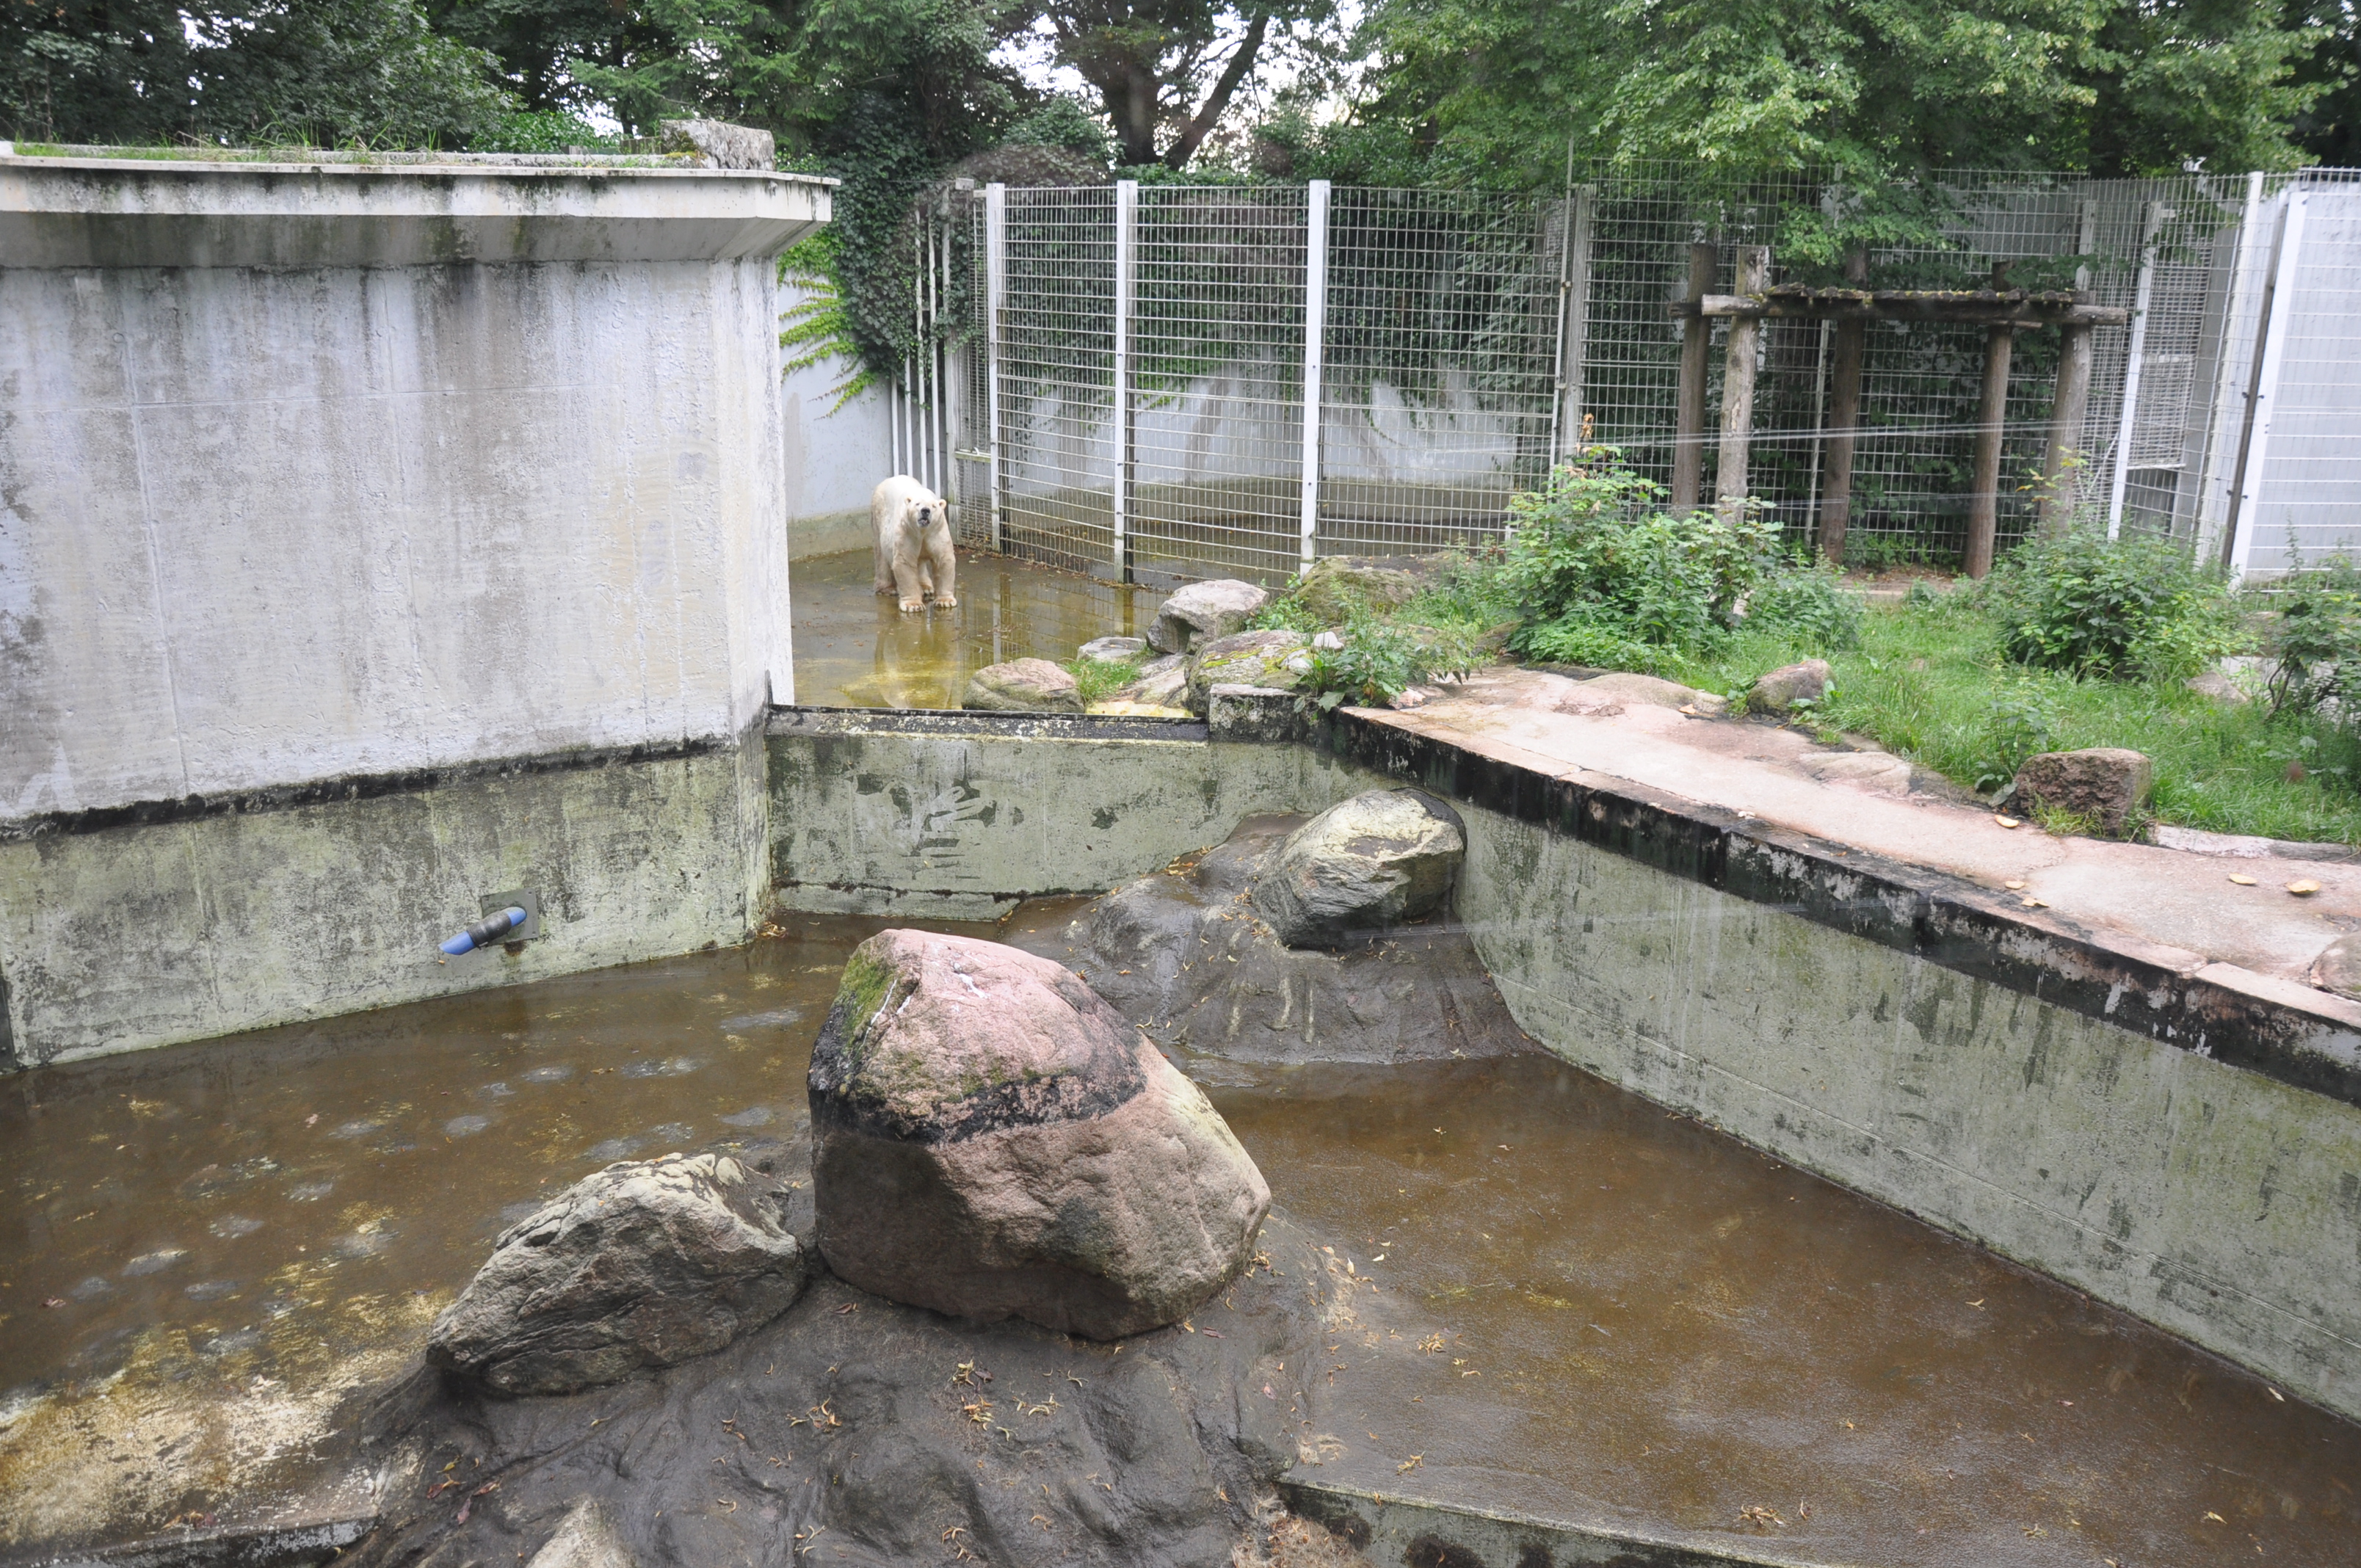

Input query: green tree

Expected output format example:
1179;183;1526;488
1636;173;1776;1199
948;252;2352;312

1040;0;1336;167
1332;0;2325;189
2;0;511;146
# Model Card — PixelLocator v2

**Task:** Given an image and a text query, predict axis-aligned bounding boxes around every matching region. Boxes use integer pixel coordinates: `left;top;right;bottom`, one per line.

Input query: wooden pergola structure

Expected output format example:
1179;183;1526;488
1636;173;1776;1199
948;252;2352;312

1667;244;2130;576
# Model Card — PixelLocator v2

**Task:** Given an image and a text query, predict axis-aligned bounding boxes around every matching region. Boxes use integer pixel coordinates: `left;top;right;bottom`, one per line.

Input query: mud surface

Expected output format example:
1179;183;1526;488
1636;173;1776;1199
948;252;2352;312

3;912;2357;1565
791;549;1164;710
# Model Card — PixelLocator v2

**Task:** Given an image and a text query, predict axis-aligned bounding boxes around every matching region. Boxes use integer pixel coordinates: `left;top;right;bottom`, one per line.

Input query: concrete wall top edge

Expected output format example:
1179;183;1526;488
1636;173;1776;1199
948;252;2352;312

1317;708;2361;1112
0;158;830;266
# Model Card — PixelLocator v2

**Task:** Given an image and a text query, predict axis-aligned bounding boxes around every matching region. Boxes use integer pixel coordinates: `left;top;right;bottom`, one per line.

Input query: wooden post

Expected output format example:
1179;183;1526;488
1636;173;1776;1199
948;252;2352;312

1965;282;2015;578
1817;246;1868;563
2039;313;2093;536
1715;244;1771;512
1669;242;1715;511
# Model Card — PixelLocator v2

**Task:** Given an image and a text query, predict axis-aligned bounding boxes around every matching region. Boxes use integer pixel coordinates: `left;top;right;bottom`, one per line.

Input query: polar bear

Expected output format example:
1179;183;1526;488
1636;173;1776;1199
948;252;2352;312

872;475;957;613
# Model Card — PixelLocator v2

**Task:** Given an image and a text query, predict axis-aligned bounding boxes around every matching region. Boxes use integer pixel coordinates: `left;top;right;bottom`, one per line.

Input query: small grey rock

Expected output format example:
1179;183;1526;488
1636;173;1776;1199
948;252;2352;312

1251;788;1465;946
1148;579;1269;654
964;658;1083;714
2014;747;2154;835
1559;671;1728;716
1749;658;1832;714
2313;934;2361;1001
1292;557;1423;623
428;1153;807;1396
1078;635;1146;661
527;1499;636;1568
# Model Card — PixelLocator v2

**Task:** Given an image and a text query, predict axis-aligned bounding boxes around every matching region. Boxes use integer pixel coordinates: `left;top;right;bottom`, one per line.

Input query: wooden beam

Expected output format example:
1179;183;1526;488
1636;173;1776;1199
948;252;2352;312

1818;246;1868;565
1669;241;1715;512
1716;245;1770;512
1676;293;2127;327
2039;319;2095;536
1965;320;2015;578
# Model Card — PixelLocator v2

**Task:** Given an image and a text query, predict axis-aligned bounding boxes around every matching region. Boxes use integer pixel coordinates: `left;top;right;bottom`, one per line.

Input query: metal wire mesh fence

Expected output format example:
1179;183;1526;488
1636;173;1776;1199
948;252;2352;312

891;164;2361;584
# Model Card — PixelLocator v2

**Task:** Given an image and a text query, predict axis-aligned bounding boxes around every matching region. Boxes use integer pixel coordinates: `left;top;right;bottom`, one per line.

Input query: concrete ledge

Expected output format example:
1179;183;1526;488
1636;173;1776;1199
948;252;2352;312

0;153;829;266
1320;708;2361;1111
1280;1481;1804;1568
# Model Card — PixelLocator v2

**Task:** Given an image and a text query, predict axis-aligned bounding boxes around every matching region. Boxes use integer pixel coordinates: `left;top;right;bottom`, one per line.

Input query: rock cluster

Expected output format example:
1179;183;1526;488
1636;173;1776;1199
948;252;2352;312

808;929;1270;1339
963;658;1083;713
427;1152;808;1396
1748;658;1831;714
1186;629;1313;714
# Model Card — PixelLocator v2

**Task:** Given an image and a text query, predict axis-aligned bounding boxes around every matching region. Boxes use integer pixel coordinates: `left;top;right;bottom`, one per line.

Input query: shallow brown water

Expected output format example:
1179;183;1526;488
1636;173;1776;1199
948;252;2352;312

3;912;2357;1564
790;548;1164;709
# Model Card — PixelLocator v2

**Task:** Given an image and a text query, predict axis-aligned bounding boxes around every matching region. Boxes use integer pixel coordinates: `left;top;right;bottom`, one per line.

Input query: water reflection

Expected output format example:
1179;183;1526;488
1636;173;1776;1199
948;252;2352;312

789;548;1165;708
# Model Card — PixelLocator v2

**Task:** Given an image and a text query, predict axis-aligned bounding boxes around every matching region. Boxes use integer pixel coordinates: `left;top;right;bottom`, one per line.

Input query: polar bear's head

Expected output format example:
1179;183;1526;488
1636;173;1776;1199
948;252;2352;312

898;484;945;532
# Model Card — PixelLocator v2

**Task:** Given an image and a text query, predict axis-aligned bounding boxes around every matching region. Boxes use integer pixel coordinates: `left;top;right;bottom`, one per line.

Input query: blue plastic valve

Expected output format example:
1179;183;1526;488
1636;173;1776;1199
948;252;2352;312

441;907;529;955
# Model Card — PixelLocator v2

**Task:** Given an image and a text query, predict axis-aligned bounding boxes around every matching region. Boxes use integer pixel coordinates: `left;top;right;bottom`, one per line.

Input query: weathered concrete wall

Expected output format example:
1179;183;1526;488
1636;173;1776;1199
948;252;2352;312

1;730;771;1064
0;154;820;1060
1451;796;2361;1424
779;332;891;562
766;711;1383;919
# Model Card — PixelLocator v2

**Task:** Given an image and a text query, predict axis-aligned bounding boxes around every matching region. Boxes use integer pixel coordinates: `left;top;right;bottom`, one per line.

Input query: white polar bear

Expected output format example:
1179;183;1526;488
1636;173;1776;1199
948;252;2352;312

871;475;957;613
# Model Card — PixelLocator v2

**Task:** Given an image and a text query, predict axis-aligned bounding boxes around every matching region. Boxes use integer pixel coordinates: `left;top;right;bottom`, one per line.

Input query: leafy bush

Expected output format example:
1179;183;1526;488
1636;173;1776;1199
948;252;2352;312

1300;614;1483;710
1501;449;1778;667
1981;526;2246;680
1743;560;1863;651
2263;554;2361;719
1065;650;1143;703
1975;683;2061;793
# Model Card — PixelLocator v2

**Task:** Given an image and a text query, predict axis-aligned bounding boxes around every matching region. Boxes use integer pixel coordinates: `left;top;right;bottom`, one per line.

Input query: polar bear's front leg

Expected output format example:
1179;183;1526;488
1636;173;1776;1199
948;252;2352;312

924;523;957;608
890;531;928;612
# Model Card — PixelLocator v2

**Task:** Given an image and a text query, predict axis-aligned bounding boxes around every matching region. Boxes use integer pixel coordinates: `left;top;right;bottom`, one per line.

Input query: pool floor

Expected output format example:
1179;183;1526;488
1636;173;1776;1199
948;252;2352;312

2;912;2356;1564
789;548;1164;709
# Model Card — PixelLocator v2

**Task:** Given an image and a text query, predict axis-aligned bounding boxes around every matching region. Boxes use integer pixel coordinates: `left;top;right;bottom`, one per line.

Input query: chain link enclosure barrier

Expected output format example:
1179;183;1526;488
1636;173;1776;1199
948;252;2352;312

883;167;2361;584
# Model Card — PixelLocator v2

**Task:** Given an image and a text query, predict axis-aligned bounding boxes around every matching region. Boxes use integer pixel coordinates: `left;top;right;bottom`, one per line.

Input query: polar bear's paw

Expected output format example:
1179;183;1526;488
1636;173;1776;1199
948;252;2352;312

932;593;958;609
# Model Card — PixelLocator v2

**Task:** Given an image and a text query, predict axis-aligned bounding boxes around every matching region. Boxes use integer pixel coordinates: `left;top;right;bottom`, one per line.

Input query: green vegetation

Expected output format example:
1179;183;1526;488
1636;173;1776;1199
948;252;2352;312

1064;650;1146;704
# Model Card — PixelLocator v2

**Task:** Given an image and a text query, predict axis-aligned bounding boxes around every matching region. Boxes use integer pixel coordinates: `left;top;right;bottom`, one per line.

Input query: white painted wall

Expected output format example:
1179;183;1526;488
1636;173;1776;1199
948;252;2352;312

0;158;819;816
780;308;893;560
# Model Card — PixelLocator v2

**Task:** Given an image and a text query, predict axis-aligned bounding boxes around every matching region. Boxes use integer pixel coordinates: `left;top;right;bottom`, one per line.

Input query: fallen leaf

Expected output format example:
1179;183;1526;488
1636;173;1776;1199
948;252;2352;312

1398;1454;1424;1473
2230;874;2258;885
2288;879;2321;896
2020;896;2047;908
1995;816;2022;829
2205;1511;2227;1524
2004;879;2026;890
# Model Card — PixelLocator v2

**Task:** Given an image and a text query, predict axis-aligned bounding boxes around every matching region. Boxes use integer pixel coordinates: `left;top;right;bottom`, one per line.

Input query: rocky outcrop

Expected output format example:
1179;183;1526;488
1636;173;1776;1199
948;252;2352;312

2013;747;2154;835
656;119;775;170
2312;933;2361;1001
1185;630;1313;714
1748;658;1831;714
1149;579;1269;654
963;658;1083;713
1252;790;1465;948
1109;652;1188;710
1078;635;1145;661
1555;671;1728;716
808;930;1270;1340
1292;557;1423;623
427;1153;808;1396
1008;813;1529;1064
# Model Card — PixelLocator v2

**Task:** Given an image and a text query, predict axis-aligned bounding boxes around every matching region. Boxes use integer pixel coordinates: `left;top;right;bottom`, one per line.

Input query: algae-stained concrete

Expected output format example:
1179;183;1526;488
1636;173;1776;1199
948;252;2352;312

1;730;771;1064
766;711;1382;918
1454;799;2361;1425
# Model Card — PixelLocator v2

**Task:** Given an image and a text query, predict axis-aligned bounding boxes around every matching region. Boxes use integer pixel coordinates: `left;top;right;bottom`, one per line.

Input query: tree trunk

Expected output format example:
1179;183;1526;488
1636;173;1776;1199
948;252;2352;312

1162;11;1269;170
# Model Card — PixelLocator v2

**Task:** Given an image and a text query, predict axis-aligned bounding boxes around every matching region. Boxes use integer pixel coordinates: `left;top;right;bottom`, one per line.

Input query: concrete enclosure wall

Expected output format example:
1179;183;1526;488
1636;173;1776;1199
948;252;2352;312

779;318;893;562
0;153;824;1061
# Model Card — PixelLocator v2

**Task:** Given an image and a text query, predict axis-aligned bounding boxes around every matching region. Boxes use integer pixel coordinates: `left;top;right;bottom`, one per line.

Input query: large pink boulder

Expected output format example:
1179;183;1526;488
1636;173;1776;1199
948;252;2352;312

808;930;1269;1339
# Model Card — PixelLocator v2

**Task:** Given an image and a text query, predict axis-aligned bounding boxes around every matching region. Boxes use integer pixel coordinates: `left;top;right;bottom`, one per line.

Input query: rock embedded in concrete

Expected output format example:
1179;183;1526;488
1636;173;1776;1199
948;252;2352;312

1559;670;1729;716
2312;934;2361;1000
656;118;776;170
1186;630;1313;714
1252;789;1465;948
2013;747;2154;835
1078;634;1146;661
1749;658;1832;714
427;1153;807;1396
962;657;1083;713
808;929;1271;1339
1149;579;1269;654
1108;651;1188;710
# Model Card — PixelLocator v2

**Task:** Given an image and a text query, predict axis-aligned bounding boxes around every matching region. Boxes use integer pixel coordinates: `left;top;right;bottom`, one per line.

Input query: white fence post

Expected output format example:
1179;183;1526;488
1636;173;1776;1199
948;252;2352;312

985;184;1007;553
1550;184;1595;467
2107;199;2167;536
1299;180;1331;576
1113;179;1137;584
2228;190;2306;578
2197;173;2266;562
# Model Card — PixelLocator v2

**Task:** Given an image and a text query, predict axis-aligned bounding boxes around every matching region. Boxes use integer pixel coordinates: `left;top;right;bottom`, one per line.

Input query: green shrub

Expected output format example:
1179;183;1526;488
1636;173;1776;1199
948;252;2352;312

2263;554;2361;719
1981;526;2246;680
1501;449;1777;667
1744;560;1864;651
1300;614;1483;709
1065;652;1143;703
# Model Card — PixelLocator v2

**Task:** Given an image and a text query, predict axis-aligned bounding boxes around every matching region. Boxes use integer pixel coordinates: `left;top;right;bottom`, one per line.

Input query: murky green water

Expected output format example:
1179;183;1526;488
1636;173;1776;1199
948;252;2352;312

789;549;1165;709
4;912;2357;1564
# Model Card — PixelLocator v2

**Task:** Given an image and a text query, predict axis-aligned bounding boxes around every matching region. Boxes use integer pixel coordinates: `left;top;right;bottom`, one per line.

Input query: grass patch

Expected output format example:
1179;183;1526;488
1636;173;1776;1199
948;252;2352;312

1658;602;2361;845
1064;653;1145;703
